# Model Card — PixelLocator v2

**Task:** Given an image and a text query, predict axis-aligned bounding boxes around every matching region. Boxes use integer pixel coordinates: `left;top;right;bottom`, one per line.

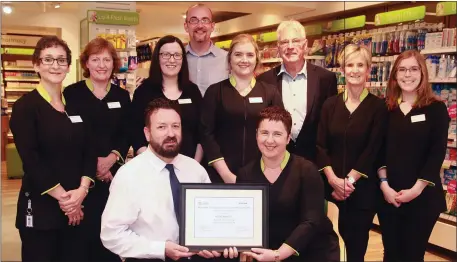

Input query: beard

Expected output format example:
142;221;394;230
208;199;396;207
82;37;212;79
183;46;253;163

150;136;181;158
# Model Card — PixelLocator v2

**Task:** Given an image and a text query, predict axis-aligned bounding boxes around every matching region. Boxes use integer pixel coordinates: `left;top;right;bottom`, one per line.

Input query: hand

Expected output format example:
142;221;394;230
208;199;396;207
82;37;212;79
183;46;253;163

59;187;87;213
197;250;221;259
395;187;422;203
331;190;346;201
329;177;355;199
380;183;401;207
96;170;114;183
243;248;277;262
97;154;117;176
67;206;84;226
165;241;194;261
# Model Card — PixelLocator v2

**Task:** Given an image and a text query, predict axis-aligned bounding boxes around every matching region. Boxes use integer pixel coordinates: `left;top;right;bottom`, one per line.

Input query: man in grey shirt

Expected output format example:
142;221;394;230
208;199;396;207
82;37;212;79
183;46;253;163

184;4;229;95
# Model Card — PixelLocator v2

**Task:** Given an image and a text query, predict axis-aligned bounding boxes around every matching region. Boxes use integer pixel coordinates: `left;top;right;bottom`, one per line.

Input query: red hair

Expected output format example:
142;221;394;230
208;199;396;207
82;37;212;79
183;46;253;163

386;50;439;110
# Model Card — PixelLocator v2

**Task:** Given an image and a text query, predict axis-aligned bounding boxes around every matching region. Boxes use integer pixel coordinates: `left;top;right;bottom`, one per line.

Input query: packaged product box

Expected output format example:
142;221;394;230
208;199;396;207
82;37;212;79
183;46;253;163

444;169;456;185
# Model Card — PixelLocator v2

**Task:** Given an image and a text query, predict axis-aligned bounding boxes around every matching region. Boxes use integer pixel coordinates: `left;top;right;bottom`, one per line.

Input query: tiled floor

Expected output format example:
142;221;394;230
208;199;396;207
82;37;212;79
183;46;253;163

1;161;453;261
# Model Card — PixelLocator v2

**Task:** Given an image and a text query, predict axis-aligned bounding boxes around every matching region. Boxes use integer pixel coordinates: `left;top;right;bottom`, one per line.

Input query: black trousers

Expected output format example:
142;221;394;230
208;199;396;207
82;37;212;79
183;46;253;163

80;182;121;262
19;226;85;262
378;202;441;262
337;205;376;262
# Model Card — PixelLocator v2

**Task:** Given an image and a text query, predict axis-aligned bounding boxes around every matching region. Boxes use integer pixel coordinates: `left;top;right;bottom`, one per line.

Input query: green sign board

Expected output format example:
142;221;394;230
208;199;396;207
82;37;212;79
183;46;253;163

374;6;425;26
87;10;139;25
328;15;366;32
259;32;277;43
436;2;456;16
304;24;322;36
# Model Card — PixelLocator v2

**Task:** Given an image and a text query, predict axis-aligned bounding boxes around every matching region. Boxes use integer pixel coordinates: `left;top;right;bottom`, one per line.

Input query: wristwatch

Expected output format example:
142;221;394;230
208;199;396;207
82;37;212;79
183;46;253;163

347;176;355;185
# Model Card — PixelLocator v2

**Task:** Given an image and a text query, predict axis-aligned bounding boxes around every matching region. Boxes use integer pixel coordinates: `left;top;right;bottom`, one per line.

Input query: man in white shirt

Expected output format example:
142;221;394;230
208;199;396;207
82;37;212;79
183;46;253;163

101;98;235;261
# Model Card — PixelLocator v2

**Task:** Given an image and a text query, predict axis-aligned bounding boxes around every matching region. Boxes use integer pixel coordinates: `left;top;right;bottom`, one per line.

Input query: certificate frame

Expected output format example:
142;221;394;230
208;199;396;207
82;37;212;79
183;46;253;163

179;183;269;252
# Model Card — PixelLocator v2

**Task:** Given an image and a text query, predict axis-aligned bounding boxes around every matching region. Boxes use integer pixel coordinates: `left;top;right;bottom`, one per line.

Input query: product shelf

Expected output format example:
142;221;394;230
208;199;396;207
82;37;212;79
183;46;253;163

5;88;35;92
260;58;281;64
429;78;457;84
2;67;35;72
4;78;39;82
420;47;457;55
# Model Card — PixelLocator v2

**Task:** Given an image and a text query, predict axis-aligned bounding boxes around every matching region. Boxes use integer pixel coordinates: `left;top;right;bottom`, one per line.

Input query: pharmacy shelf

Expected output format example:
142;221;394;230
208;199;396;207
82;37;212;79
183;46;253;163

429;78;456;84
2;67;35;71
5;88;35;92
5;78;39;82
439;213;457;223
443;159;457;169
443;185;447;191
261;58;281;64
305;55;325;60
6;98;17;103
420;46;457;55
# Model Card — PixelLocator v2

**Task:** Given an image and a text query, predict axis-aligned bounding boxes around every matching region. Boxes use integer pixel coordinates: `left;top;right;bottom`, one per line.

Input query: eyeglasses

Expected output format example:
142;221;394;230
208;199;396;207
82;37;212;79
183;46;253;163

186;17;212;25
89;58;113;65
160;52;183;60
397;66;421;76
278;38;304;47
40;57;69;66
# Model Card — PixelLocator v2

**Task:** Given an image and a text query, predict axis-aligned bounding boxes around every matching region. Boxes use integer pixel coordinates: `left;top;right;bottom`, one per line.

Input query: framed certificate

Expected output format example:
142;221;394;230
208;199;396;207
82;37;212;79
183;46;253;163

179;183;269;251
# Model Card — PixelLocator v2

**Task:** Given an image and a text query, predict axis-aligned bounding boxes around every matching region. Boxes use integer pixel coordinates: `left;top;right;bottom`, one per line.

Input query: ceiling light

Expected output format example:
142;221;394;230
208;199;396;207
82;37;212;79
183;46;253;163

54;3;60;9
182;14;186;19
2;5;12;14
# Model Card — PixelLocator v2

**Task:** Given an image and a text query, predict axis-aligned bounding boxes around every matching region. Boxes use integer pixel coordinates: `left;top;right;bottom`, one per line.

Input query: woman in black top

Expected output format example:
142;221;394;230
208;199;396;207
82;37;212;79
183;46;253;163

10;36;96;262
130;35;202;160
377;50;450;262
316;44;387;262
64;37;130;261
200;34;283;184
239;106;339;262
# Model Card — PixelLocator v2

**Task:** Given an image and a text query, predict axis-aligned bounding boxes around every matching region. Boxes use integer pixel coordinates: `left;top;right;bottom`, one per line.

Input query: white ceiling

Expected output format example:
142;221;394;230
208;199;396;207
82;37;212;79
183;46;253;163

1;1;385;42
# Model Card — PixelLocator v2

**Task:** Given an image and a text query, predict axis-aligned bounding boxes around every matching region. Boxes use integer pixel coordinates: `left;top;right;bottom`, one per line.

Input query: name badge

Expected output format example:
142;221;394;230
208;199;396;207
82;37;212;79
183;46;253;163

249;97;263;104
178;98;192;104
68;115;83;123
107;102;121;109
411;114;426;123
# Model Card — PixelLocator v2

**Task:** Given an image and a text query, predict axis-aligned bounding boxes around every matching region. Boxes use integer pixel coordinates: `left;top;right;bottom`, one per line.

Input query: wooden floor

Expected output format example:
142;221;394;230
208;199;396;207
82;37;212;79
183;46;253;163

0;161;453;261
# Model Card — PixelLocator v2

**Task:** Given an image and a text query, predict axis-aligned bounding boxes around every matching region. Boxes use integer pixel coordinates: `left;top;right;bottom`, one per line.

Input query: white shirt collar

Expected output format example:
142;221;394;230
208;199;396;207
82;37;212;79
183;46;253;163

145;145;182;173
278;61;307;78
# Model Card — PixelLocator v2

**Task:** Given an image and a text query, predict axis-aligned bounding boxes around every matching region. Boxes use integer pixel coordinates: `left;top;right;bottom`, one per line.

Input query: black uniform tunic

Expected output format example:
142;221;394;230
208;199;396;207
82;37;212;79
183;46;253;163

130;80;202;158
200;78;283;182
316;91;387;209
381;100;450;213
236;153;340;262
10;87;96;230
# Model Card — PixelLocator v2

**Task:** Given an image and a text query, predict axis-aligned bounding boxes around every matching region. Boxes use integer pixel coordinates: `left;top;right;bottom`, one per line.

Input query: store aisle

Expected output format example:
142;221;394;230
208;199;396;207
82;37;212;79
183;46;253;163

0;161;452;261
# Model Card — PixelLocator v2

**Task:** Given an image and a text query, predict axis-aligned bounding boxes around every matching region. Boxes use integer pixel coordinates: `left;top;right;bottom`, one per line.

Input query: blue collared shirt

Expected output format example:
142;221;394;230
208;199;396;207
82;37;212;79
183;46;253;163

186;43;229;96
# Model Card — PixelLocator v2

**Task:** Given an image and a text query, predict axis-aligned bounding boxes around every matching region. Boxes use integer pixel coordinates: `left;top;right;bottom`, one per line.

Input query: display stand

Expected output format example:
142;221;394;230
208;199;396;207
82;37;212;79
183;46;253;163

80;10;140;98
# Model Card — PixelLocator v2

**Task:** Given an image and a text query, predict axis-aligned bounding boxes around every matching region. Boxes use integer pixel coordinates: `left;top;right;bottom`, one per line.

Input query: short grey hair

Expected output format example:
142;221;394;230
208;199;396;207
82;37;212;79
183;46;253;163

276;20;306;40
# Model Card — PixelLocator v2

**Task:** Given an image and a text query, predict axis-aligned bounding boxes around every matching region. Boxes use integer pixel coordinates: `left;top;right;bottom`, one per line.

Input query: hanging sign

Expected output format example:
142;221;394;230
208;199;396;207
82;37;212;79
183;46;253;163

259;32;277;43
215;40;232;49
436;2;456;16
1;35;41;47
87;10;139;25
304;24;322;36
374;6;426;26
327;15;366;32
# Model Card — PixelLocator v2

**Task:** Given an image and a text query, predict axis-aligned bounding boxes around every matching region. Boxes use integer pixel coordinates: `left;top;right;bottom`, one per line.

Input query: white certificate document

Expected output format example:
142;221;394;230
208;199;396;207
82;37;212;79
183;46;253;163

194;197;254;239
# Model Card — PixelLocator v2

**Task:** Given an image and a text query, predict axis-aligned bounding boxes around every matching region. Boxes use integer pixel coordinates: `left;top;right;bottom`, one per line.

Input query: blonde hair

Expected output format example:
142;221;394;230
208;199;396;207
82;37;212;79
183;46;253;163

338;44;372;69
227;34;261;70
276;20;306;40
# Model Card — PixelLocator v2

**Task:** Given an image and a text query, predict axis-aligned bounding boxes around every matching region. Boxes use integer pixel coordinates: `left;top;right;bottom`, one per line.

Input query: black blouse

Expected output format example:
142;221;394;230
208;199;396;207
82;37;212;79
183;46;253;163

200;78;283;175
63;80;131;166
380;101;450;213
236;154;338;260
10;88;96;230
130;80;202;158
316;91;387;209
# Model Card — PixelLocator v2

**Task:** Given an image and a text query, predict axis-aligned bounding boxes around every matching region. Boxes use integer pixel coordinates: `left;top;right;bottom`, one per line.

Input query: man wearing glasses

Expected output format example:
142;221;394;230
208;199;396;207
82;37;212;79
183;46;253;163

257;20;337;163
184;4;229;96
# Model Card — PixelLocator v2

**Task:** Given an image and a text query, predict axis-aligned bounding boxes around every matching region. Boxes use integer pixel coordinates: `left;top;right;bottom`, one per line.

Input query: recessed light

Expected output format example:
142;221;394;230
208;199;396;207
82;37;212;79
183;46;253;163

2;5;12;14
54;3;60;9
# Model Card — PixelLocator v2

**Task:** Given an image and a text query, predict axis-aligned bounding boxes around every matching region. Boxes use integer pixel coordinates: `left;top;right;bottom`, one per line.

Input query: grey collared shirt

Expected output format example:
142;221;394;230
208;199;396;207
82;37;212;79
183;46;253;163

279;63;308;141
186;43;229;96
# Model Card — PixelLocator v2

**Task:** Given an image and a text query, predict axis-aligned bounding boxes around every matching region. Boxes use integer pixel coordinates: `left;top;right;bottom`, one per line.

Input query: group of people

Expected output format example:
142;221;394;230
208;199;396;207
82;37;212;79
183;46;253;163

10;3;449;262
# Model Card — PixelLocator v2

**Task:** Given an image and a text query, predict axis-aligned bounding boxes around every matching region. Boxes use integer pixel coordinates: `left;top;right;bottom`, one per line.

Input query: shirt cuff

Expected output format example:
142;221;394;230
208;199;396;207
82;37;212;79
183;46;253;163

377;166;387;172
83;176;96;188
353;169;368;179
208;157;224;166
41;183;61;195
418;179;435;187
283;243;299;256
318;166;331;172
111;150;125;165
151;241;166;260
